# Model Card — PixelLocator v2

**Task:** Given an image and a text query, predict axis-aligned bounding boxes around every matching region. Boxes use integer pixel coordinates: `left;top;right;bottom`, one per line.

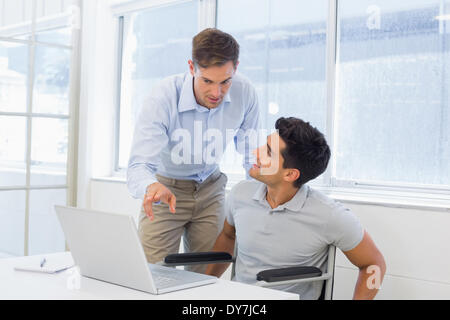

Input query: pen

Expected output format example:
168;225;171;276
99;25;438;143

40;258;46;268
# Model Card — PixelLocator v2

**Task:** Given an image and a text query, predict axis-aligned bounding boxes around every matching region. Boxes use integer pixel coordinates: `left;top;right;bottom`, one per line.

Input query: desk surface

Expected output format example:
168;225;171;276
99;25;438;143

0;252;298;300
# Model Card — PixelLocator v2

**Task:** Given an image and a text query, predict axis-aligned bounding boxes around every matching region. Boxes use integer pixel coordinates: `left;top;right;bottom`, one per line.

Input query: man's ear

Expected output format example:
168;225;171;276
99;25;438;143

285;169;300;184
188;60;196;76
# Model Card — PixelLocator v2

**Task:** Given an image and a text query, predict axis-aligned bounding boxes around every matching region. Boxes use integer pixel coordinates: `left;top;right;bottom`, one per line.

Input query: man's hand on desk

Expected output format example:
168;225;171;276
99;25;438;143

144;182;177;220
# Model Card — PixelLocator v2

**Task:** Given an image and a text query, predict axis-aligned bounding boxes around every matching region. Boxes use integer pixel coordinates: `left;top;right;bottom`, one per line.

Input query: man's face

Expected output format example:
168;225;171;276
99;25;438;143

189;60;237;109
249;132;286;185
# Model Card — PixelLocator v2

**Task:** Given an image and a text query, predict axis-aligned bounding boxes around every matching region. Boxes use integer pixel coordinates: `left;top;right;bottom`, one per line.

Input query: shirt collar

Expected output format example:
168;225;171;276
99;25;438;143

178;73;198;113
252;183;309;213
223;90;232;104
178;72;232;113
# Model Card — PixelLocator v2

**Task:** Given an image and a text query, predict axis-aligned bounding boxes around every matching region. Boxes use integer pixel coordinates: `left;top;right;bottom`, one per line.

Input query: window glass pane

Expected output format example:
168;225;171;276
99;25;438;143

0;0;77;43
0;0;33;39
118;0;198;169
30;118;67;185
0;116;27;187
0;190;26;257
36;28;72;46
28;188;66;255
32;45;71;115
0;41;28;113
33;0;79;46
217;0;329;183
336;0;450;185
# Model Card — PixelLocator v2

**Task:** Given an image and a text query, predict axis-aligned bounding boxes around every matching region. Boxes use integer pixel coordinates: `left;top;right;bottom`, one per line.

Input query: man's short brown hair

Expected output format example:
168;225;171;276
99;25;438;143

275;117;331;188
192;28;239;69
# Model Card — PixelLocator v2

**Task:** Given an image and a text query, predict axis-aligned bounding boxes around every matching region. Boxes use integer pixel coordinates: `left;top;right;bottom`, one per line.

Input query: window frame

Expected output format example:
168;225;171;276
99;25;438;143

111;0;450;205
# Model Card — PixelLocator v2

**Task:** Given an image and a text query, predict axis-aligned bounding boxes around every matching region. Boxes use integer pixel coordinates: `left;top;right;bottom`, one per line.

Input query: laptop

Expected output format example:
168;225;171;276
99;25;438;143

55;205;217;294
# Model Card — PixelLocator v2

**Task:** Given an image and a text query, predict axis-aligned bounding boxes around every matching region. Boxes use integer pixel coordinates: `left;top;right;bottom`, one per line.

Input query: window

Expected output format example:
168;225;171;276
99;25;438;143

115;0;450;199
217;0;329;184
335;0;450;187
0;0;80;258
116;0;199;170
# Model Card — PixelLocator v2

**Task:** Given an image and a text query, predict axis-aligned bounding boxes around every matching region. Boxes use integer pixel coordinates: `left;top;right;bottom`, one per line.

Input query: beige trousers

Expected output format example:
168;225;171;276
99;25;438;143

138;169;227;274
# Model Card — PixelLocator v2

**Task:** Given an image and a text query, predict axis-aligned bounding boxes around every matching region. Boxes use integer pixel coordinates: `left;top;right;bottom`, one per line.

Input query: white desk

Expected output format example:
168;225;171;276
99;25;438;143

0;252;299;300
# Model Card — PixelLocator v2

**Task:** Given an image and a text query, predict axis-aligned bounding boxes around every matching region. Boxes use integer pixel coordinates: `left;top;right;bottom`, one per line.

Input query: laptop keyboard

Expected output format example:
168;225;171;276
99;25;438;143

151;267;184;288
148;264;216;290
154;274;178;287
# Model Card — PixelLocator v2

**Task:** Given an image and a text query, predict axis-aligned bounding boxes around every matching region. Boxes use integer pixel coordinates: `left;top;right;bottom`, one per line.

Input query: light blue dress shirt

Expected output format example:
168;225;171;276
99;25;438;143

127;72;261;200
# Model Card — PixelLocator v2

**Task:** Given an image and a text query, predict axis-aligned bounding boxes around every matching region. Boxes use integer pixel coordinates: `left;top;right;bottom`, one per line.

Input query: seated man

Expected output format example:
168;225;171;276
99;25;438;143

206;117;386;300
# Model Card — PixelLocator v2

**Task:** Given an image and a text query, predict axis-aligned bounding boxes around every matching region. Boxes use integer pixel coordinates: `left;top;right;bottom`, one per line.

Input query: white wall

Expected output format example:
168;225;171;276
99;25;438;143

77;0;118;208
334;203;450;299
88;179;450;299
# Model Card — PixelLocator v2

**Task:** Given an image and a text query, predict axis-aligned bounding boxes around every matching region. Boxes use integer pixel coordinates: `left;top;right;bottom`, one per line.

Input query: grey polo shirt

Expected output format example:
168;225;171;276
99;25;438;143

226;180;364;300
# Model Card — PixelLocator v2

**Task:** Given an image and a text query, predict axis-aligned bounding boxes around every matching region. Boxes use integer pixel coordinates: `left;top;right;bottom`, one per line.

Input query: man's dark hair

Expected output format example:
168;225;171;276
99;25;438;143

192;28;239;69
275;117;331;188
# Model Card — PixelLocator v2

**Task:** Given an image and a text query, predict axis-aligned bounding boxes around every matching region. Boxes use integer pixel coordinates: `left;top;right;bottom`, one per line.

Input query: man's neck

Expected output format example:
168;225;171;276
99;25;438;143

265;183;299;209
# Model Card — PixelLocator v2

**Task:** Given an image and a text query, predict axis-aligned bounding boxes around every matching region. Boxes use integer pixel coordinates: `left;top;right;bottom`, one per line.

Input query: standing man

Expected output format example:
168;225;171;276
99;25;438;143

127;28;261;273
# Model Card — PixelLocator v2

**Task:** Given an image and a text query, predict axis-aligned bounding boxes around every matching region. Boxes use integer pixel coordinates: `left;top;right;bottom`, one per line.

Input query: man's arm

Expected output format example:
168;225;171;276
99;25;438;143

234;84;261;176
127;97;177;219
205;220;236;277
127;97;170;200
342;230;386;300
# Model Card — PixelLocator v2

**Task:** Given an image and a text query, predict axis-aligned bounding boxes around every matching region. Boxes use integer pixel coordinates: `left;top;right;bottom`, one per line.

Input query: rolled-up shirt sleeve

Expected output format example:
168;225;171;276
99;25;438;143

126;97;170;200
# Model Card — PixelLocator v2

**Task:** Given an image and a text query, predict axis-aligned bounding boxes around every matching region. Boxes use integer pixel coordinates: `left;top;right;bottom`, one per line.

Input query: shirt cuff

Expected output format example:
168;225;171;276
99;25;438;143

137;177;159;200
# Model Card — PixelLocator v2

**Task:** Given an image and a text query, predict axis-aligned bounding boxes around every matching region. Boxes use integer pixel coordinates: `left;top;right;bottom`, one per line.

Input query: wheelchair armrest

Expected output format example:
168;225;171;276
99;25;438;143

256;266;322;283
164;252;233;266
